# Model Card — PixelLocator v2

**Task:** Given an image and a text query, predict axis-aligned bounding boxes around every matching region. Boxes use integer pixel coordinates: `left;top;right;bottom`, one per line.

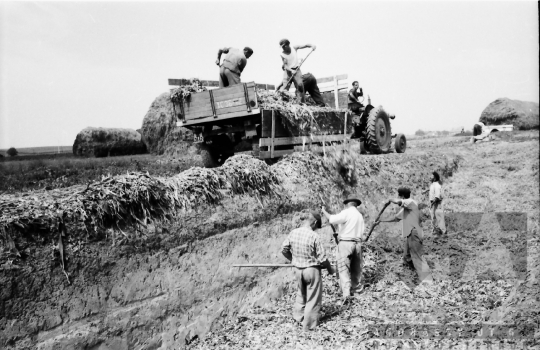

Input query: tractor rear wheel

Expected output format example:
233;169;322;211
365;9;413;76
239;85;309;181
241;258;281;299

365;107;392;154
394;133;407;153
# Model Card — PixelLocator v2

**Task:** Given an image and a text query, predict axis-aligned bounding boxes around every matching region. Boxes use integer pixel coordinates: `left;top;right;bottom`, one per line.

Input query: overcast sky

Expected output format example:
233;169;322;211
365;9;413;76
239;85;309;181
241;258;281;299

0;1;538;149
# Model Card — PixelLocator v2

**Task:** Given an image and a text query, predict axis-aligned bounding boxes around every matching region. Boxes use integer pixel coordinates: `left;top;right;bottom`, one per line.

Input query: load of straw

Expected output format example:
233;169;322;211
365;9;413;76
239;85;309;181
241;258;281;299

0;155;282;243
170;80;208;104
140;92;193;155
257;89;350;136
72;127;147;157
479;98;539;130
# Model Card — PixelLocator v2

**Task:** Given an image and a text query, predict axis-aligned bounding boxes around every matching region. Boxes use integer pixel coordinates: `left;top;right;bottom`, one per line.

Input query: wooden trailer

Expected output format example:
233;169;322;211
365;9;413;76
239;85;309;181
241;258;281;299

169;75;354;166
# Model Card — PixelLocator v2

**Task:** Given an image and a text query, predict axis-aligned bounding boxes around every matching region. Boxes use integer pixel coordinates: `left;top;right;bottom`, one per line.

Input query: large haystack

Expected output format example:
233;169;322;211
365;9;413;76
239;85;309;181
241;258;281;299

140;92;193;155
72;127;147;157
479;98;539;130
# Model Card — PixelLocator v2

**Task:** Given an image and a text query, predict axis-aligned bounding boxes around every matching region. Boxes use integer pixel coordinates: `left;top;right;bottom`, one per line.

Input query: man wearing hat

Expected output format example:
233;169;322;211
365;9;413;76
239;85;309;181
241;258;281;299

277;39;316;103
321;196;365;300
376;187;433;283
282;211;335;331
215;46;254;88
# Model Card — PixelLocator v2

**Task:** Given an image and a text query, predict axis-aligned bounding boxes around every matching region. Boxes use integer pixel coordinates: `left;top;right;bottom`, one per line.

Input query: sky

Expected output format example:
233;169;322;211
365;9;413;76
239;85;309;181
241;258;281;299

0;1;538;149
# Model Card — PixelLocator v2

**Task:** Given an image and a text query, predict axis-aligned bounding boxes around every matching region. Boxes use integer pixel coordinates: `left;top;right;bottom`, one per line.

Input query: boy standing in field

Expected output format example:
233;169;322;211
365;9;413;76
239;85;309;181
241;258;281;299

429;171;446;235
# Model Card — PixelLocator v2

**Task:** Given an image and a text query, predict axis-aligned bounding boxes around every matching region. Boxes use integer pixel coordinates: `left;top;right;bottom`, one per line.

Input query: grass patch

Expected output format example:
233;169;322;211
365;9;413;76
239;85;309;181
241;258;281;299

0;154;196;193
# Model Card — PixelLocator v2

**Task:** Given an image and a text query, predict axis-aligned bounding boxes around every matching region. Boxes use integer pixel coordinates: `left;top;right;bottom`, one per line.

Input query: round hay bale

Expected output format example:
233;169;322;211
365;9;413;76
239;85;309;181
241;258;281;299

479;98;539;130
73;127;147;157
140;92;194;155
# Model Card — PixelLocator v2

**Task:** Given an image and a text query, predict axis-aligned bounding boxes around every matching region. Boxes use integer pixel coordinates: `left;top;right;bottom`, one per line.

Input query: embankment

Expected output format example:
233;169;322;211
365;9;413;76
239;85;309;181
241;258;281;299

0;150;461;349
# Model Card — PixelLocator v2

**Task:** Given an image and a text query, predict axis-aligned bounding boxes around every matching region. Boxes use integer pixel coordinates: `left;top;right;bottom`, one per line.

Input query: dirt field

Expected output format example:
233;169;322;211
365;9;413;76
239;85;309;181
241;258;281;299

188;131;540;349
0;131;538;349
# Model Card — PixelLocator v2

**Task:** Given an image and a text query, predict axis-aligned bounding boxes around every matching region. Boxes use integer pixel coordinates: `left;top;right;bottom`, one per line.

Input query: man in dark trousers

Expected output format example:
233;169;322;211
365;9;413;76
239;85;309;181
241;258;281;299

275;68;326;107
215;46;254;87
282;211;335;331
376;187;433;283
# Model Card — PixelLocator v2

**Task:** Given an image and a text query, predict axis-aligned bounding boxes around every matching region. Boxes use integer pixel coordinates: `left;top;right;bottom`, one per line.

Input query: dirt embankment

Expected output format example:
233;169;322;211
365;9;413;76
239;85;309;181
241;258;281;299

1;150;462;349
72;127;147;157
479;98;539;130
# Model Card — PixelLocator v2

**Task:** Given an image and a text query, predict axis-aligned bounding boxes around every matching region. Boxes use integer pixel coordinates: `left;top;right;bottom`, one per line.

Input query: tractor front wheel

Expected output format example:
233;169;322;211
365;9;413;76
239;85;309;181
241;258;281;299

365;107;392;154
394;133;407;153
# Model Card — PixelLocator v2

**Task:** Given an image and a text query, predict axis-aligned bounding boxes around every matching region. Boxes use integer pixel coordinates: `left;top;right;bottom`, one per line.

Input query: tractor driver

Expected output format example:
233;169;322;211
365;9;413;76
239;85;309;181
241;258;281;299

348;81;364;115
348;81;366;140
216;47;254;88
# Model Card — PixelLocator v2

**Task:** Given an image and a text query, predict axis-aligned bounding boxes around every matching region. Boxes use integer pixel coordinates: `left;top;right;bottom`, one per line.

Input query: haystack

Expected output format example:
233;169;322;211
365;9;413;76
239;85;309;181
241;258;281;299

140;92;193;155
479;98;539;130
72;127;147;157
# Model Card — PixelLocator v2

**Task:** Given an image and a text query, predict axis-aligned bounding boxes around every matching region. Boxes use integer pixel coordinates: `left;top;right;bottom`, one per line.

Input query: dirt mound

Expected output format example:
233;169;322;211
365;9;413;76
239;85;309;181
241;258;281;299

72;127;147;157
140;92;193;155
479;98;539;130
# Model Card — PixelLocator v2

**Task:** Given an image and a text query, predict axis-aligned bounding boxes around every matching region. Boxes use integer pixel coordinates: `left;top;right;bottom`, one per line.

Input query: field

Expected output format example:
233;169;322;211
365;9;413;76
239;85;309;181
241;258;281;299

0;153;200;193
0;131;538;349
0;145;72;157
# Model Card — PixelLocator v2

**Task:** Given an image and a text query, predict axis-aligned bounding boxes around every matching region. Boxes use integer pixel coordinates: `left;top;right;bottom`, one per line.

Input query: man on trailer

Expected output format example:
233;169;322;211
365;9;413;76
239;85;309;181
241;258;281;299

277;39;316;103
281;211;335;331
275;68;326;107
215;46;254;88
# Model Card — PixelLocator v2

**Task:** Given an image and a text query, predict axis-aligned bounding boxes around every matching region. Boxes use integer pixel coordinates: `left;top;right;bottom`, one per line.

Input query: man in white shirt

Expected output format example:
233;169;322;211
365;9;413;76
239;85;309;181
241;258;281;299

321;196;365;300
277;39;316;103
429;171;446;235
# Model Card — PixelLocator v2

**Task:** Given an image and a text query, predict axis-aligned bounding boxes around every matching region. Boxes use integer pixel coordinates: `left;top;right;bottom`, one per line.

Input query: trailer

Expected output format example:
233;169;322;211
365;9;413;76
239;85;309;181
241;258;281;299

169;75;404;167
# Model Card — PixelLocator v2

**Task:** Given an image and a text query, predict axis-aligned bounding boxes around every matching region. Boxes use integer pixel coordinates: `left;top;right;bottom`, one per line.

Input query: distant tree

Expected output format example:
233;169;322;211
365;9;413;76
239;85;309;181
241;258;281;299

415;129;425;136
7;147;18;157
441;130;450;136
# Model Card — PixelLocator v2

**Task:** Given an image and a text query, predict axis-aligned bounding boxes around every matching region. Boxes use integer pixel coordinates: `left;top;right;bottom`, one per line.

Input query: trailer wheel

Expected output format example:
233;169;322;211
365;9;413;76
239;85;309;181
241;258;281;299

211;134;235;165
394;133;407;153
197;145;217;168
365;107;392;154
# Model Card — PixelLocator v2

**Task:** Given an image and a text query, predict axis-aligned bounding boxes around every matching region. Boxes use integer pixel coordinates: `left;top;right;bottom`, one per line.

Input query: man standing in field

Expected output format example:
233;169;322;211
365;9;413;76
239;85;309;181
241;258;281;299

321;196;365;301
282;211;335;331
376;187;433;283
215;46;254;88
277;39;316;103
429;171;446;235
